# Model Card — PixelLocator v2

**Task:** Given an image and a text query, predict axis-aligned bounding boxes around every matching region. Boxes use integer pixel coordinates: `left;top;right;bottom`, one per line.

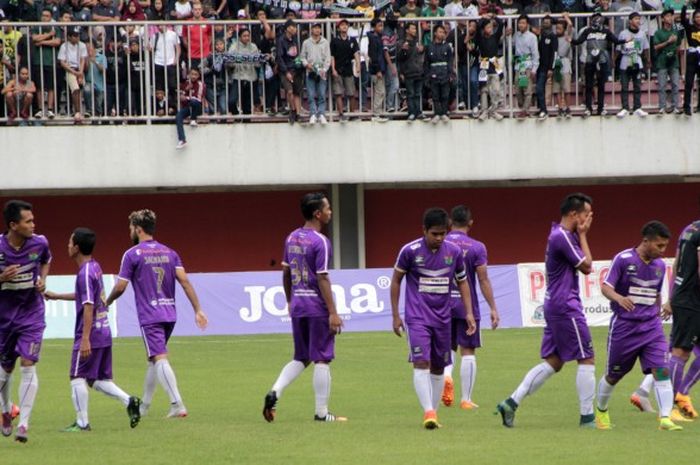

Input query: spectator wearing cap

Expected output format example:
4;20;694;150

183;2;213;70
276;19;303;124
30;8;62;119
616;11;649;117
398;21;425;121
331;18;360;122
301;22;331;124
368;17;388;121
654;8;682;114
58;28;87;122
424;24;454;123
2;66;35;123
229;28;261;116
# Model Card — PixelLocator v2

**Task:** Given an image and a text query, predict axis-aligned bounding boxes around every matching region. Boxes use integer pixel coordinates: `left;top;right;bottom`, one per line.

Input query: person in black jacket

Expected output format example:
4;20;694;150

535;15;557;120
398;22;425;121
475;14;504;120
425;24;454;123
680;5;700;116
368;17;388;121
276;19;302;124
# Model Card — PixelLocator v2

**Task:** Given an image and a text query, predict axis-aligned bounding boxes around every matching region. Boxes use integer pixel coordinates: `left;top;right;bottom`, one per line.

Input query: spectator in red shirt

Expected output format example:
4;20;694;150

183;2;212;69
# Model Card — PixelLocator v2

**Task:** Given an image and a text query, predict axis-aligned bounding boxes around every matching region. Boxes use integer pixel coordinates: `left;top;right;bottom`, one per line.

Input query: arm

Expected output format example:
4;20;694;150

36;263;50;293
80;303;94;358
661;253;678;320
681;6;689;30
576;214;594;275
601;283;635;311
570;27;589;46
457;278;476;335
0;81;13;95
317;273;342;334
476;264;499;329
390;269;405;337
44;291;76;300
105;279;129;306
175;267;208;330
282;266;292;304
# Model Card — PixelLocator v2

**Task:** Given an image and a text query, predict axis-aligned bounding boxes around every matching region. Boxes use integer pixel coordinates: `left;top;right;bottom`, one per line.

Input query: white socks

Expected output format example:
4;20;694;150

18;366;39;429
460;355;477;402
272;360;306;398
142;362;157;411
430;374;444;411
155;359;183;406
71;378;90;428
0;370;11;414
639;374;654;396
313;364;331;418
93;380;131;406
654;379;674;418
596;377;615;411
413;369;433;412
577;365;596;416
511;362;556;405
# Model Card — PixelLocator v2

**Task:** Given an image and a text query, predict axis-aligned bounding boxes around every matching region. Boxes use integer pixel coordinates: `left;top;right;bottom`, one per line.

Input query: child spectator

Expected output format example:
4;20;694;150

176;67;205;149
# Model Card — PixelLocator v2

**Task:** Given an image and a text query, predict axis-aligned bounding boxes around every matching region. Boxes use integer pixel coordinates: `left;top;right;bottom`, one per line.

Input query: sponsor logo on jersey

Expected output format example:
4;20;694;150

415;255;425;266
626;264;637;275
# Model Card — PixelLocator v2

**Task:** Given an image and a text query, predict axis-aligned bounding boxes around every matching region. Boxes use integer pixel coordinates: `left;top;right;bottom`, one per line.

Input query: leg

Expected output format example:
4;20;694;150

430;81;441;115
683;56;696;113
5;93;16;118
308;316;339;421
317;78;327;117
670;67;680;110
536;69;547;113
306;75;318;117
469;66;480;111
20;94;33;119
406;323;436;416
69;378;90;429
658;68;668;111
175;107;189;142
620;68;630;111
632;69;642;111
142;323;185;416
596;63;608;113
440;82;451;116
584;63;595;111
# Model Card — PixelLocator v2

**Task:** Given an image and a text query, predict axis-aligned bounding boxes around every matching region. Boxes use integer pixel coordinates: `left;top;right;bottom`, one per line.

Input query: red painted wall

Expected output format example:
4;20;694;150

0;191;312;275
364;183;700;267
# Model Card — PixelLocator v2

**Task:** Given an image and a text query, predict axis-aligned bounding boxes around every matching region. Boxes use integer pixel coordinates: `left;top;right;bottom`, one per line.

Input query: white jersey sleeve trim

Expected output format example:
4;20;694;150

313;231;330;273
82;262;94;305
559;227;584;265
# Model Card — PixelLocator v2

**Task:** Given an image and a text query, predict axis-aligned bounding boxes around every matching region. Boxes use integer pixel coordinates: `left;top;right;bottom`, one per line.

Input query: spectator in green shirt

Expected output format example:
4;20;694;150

30;8;62;119
654;9;682;113
421;0;445;46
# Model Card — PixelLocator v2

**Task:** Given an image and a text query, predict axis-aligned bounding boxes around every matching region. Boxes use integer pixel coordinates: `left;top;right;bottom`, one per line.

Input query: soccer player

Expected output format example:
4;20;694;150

391;207;476;429
497;193;595;428
105;210;208;418
0;200;51;443
262;193;346;423
45;228;142;432
441;205;500;410
594;221;681;431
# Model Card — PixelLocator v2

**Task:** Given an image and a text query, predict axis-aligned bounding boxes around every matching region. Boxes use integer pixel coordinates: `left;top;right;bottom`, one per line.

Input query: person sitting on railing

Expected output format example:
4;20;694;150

2;66;36;123
680;5;700;116
424;24;454;123
474;11;504;121
512;14;539;119
571;11;624;117
175;66;205;149
616;11;649;117
58;28;88;122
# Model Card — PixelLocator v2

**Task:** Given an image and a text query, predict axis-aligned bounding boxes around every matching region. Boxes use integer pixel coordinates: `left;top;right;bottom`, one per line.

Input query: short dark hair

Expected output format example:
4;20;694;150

129;209;157;235
559;193;592;216
433;24;445;34
72;227;96;255
301;193;327;221
450;205;472;227
641;221;671;240
4;200;33;228
405;21;417;31
41;7;53;14
517;13;529;24
371;17;383;28
423;207;449;230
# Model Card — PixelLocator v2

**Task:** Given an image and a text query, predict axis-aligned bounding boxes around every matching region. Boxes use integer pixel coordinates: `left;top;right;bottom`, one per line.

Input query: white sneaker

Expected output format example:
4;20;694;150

309;115;317;125
457;102;466;110
634;108;648;117
47;110;55;119
440;115;449;122
176;140;187;150
34;111;44;119
537;111;548;121
166;404;188;418
190;120;198;127
318;115;328;125
491;111;504;121
616;109;629;118
431;115;440;124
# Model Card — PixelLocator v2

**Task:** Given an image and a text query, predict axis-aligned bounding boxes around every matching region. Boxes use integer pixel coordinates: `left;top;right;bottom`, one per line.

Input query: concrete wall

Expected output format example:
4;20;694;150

2;117;698;193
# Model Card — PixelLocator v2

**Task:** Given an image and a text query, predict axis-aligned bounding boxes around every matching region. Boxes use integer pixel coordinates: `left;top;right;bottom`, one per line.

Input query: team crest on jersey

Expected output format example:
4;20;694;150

655;268;663;278
28;252;39;261
444;255;454;265
415;255;425;266
626;264;637;275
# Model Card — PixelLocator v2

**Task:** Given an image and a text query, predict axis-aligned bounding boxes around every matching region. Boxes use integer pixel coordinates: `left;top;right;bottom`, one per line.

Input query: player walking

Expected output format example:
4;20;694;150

391;207;476;429
45;228;142;431
262;193;346;423
497;193;596;428
106;209;208;418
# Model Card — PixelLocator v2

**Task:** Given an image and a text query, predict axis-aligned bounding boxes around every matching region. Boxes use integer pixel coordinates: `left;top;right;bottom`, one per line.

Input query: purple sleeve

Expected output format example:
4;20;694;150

40;236;52;264
454;247;467;282
603;253;623;288
558;230;585;268
173;251;183;269
474;242;488;268
77;266;93;305
395;245;412;273
315;236;331;274
118;251;135;282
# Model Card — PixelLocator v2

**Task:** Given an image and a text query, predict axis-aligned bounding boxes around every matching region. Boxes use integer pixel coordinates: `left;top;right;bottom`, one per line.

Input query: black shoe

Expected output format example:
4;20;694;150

495;398;518;428
684;108;692;116
313;413;347;422
127;396;142;429
263;391;278;423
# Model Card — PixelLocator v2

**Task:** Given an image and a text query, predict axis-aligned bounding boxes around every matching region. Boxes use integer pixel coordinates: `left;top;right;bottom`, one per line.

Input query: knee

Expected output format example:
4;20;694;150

413;361;430;370
430;366;444;375
5;92;14;100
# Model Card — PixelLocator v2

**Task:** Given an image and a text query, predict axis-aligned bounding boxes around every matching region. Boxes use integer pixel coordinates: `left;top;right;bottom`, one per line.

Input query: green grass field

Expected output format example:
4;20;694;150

2;327;696;464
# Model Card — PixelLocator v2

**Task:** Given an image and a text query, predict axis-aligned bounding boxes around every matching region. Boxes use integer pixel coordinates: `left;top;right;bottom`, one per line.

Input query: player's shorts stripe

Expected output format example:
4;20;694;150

73;350;81;377
605;314;617;376
571;317;586;359
140;327;152;358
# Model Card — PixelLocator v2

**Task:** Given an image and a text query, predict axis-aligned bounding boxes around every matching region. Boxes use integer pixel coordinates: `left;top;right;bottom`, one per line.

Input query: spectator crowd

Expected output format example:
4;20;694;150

0;0;699;137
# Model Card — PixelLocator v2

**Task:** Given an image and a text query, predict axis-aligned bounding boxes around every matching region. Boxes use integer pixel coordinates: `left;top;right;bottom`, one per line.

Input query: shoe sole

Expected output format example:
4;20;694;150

128;398;142;428
263;393;277;423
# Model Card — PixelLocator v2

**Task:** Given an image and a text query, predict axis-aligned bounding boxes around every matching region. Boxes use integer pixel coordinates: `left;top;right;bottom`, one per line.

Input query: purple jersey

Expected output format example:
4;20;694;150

395;238;467;328
118;240;182;326
447;231;487;320
282;228;332;318
603;248;665;321
74;259;112;350
0;234;51;330
543;223;585;317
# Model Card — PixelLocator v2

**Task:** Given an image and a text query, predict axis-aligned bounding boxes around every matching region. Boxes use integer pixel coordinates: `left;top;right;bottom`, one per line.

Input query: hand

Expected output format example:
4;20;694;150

0;264;19;282
577;211;593;235
466;313;477;335
306;64;313;71
547;70;552;78
1;56;10;66
286;71;293;81
35;277;46;294
402;42;409;50
392;315;405;337
505;26;513;36
616;296;635;312
195;310;208;330
661;301;673;321
332;69;339;78
329;313;344;335
490;309;500;330
417;44;424;53
669;35;677;44
80;339;91;359
44;290;59;300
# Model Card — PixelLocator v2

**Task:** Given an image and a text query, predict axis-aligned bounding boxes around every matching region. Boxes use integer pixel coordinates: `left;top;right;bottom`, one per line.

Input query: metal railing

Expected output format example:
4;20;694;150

0;11;697;125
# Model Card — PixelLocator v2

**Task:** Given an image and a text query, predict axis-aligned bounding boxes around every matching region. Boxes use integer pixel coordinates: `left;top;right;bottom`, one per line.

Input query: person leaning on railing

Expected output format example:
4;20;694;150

57;28;88;123
474;12;504;121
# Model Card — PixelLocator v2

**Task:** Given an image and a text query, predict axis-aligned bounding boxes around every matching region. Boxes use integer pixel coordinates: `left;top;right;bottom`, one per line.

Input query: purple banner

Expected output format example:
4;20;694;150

114;266;521;337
